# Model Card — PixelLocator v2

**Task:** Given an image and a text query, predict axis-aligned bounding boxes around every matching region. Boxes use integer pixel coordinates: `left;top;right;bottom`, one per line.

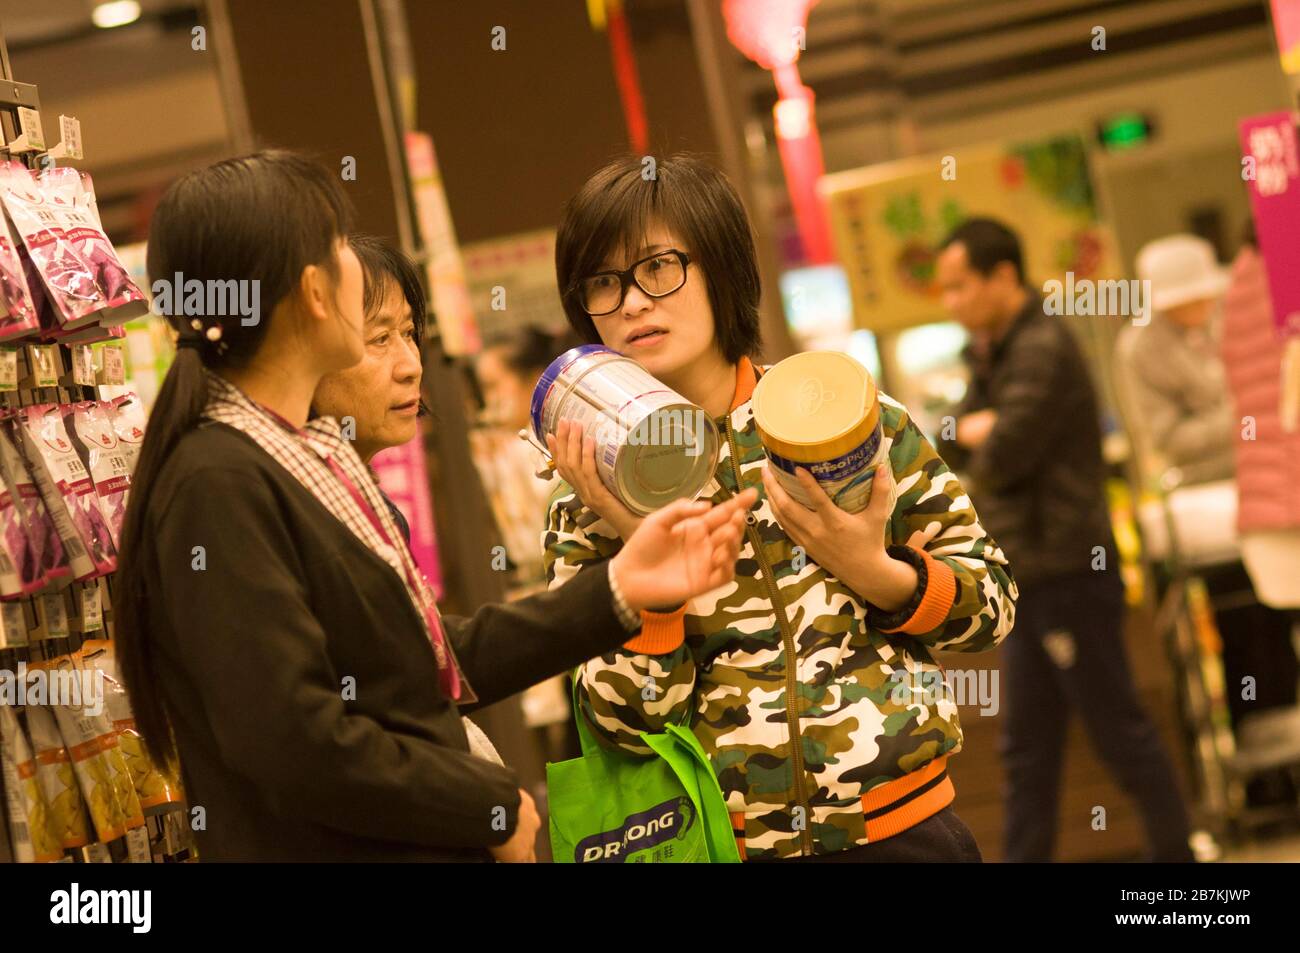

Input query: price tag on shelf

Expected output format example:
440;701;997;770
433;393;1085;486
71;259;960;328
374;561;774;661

37;592;69;641
13;107;45;153
98;345;125;386
57;115;83;161
125;826;151;864
82;843;112;864
71;345;96;387
0;601;27;649
0;347;16;391
79;584;103;632
25;345;60;388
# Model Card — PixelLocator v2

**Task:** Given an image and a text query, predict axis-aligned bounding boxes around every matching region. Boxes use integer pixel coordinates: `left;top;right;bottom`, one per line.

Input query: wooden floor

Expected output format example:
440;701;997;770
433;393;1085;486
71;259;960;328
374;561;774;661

939;600;1198;862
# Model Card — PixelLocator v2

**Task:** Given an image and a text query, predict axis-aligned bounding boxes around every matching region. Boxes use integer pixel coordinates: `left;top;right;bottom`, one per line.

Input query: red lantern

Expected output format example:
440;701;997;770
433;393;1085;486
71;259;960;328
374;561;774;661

723;0;818;70
589;0;649;154
724;0;832;264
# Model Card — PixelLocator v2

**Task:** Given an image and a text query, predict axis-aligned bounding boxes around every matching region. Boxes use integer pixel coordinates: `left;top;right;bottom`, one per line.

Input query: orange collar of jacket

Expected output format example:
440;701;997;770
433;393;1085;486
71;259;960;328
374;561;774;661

730;356;759;412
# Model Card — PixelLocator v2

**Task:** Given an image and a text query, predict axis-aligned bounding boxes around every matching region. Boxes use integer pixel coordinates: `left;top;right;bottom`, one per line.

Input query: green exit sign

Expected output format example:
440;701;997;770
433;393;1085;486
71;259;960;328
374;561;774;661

1098;112;1154;150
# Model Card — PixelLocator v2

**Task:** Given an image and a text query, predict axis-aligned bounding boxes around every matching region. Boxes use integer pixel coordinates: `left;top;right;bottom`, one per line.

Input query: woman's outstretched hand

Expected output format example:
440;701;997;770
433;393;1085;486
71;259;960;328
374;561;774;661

609;488;758;612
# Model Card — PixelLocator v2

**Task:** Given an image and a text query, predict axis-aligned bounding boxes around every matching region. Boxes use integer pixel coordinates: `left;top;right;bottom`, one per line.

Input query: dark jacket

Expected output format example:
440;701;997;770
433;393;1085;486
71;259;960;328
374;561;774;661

143;422;632;861
381;490;411;544
938;292;1116;585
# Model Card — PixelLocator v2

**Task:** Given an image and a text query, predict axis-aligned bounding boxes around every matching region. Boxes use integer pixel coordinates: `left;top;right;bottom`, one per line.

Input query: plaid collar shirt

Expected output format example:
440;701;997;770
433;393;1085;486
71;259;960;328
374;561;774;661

200;370;464;688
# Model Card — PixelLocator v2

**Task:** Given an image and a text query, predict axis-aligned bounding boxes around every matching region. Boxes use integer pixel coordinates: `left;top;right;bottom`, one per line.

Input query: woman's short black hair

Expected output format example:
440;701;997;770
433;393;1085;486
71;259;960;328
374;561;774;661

555;153;762;364
347;234;432;417
349;234;427;352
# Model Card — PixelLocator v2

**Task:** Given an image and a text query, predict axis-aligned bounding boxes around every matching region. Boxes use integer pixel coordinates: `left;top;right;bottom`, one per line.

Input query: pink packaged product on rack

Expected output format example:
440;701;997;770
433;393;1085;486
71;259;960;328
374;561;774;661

64;401;132;548
0;456;26;598
10;208;121;345
63;171;148;326
47;318;126;346
0;162;103;330
0;414;69;593
107;394;146;474
0;213;38;341
19;243;123;345
16;404;116;580
16;240;58;338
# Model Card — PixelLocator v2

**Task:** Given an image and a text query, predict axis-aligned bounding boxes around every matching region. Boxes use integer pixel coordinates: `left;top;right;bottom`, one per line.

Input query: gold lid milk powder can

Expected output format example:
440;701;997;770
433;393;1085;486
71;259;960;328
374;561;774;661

528;345;720;515
753;350;887;513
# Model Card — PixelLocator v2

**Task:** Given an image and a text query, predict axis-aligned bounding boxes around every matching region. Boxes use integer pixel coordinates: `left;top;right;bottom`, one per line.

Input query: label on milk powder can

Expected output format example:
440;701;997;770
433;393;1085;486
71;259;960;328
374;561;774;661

753;351;889;514
531;345;719;514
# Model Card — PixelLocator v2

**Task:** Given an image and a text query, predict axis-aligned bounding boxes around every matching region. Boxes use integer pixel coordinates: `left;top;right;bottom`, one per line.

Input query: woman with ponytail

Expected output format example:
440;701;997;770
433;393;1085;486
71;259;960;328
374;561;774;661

114;151;755;862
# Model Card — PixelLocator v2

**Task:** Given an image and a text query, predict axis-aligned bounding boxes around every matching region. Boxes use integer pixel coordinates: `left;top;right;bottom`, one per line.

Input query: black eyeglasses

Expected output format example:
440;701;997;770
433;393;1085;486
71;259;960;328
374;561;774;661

577;249;692;316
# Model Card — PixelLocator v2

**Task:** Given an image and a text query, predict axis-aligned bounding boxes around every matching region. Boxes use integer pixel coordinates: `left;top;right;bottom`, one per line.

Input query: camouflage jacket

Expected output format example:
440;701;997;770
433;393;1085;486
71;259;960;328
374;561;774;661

543;359;1017;859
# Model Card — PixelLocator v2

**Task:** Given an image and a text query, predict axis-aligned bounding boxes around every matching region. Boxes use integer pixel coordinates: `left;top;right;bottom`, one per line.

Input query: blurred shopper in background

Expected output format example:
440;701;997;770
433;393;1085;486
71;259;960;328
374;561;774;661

1120;233;1299;806
473;326;570;585
936;217;1195;863
545;155;1017;862
1220;224;1300;808
1221;223;1300;611
472;326;582;761
1118;235;1234;484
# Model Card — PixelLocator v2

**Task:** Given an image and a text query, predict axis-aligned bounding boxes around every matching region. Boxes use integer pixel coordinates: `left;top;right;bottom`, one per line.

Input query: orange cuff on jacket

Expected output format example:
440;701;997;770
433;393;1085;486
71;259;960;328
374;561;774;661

880;547;958;636
622;604;688;654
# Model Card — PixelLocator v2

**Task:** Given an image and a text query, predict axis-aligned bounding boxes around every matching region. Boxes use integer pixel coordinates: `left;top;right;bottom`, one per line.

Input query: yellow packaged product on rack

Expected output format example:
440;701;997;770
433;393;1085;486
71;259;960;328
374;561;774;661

0;703;62;862
80;640;183;810
22;702;91;849
36;654;144;843
752;350;894;514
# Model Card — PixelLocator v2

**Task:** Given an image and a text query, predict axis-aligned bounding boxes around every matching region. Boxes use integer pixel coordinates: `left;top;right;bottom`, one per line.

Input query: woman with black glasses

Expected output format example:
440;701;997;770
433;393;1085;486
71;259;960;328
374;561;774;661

545;153;1017;862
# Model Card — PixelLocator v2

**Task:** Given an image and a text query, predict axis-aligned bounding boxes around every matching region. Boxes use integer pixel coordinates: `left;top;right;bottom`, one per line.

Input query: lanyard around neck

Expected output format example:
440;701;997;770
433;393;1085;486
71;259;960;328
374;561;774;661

248;396;460;698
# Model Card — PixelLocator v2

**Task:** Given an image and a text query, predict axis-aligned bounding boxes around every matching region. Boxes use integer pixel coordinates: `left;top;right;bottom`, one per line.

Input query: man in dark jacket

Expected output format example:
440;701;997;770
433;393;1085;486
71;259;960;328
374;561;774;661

935;218;1194;863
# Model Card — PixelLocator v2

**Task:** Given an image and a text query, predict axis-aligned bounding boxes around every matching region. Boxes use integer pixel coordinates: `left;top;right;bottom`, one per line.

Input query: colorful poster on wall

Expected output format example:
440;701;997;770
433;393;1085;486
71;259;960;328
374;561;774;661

461;228;567;345
372;433;443;600
820;134;1117;334
1239;111;1300;338
406;131;481;356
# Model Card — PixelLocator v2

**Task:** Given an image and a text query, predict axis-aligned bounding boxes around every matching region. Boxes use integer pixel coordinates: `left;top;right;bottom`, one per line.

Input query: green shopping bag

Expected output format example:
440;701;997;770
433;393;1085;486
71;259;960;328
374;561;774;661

546;682;741;864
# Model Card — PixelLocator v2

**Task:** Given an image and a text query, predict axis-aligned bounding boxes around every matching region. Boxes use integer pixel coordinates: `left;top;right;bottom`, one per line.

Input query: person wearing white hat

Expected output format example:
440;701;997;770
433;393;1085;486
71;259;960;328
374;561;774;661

1120;232;1300;812
1116;234;1235;484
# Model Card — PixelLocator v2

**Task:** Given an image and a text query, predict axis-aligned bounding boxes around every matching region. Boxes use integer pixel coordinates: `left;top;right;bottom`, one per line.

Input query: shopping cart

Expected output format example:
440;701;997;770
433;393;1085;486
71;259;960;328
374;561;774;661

1115;369;1300;845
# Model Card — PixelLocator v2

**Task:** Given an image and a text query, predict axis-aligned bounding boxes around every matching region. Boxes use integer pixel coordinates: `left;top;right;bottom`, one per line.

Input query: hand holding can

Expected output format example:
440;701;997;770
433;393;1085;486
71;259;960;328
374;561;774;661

753;351;888;514
546;419;644;539
530;345;719;516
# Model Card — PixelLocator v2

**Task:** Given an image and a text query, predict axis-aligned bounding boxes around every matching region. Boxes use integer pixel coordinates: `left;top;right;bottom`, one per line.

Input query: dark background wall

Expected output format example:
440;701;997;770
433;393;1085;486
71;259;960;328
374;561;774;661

407;0;720;244
220;0;407;240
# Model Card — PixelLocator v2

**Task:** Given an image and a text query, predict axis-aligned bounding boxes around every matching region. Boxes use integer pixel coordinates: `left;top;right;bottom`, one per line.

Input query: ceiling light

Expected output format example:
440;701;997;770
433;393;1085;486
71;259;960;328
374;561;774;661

92;1;142;29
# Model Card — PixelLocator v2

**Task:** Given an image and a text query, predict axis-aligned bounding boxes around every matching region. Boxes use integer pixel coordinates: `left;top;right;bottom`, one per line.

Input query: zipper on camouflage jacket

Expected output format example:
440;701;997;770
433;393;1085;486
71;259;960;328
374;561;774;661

723;415;815;856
